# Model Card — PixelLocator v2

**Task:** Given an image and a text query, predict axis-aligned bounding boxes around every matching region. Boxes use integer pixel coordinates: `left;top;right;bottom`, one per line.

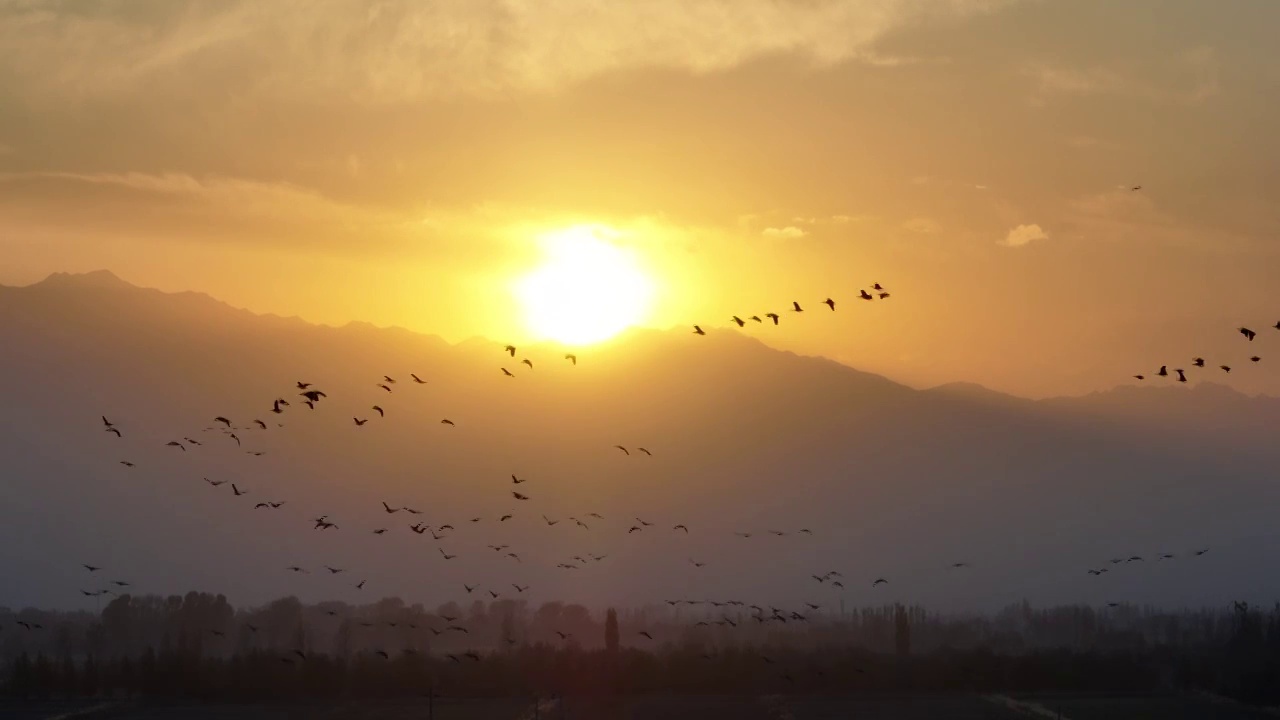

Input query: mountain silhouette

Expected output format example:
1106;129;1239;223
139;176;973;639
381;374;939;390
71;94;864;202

1;271;1276;611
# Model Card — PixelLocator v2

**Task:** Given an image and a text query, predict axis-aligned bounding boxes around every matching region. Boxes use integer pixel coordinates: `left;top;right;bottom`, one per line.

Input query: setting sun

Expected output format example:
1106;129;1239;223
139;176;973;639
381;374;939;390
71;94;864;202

514;225;655;346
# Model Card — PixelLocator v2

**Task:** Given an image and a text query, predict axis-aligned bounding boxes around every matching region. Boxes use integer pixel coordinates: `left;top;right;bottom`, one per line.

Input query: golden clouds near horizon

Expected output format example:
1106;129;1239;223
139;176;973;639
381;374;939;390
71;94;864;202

513;225;656;346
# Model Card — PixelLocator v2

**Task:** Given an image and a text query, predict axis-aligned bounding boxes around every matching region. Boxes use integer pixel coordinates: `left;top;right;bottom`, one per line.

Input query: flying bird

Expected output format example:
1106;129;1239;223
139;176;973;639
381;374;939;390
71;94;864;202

732;316;745;327
674;524;688;533
765;313;780;324
382;502;401;514
1193;357;1205;367
353;417;368;426
791;301;803;312
119;461;135;467
411;373;426;383
165;441;185;451
522;358;533;369
504;344;517;357
501;368;514;377
512;475;527;484
872;578;888;586
692;325;705;335
824;298;835;310
513;492;529;500
300;390;325;402
1157;366;1168;377
1221;365;1232;373
377;384;392;393
1240;327;1257;341
214;417;231;427
372;406;384;417
106;427;121;438
564;354;577;365
232;484;246;496
859;289;874;301
614;445;630;455
1251;356;1261;363
441;419;455;425
1175;369;1187;383
83;564;101;572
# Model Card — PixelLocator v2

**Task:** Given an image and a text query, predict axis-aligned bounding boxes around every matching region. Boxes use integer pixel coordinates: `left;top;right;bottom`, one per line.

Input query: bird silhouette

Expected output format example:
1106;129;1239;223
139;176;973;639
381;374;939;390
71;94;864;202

214;417;231;427
1157;365;1168;377
824;298;835;310
791;301;804;312
692;325;705;335
325;566;344;574
1133;375;1145;380
513;492;529;501
732;316;745;327
872;578;888;586
565;354;577;365
674;524;689;533
512;475;527;484
1221;365;1232;373
859;289;874;301
1240;327;1257;341
614;445;629;455
377;384;392;393
411;373;426;384
522;358;533;369
232;484;246;496
441;419;455;425
765;313;780;324
439;549;456;560
1251;356;1261;363
501;368;515;377
372;406;384;417
504;345;516;356
382;502;401;514
639;631;654;640
300;390;325;402
119;461;134;467
106;427;121;437
165;441;185;451
638;447;652;456
1175;369;1187;382
1193;357;1205;367
353;417;367;426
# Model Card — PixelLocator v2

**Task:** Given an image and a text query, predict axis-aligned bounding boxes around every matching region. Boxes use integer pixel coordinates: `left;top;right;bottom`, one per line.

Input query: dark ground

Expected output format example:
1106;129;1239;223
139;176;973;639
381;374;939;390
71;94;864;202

0;693;1275;719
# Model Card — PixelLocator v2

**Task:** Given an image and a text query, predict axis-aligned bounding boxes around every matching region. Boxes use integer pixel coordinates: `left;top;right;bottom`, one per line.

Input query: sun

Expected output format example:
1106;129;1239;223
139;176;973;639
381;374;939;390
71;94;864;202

514;225;655;346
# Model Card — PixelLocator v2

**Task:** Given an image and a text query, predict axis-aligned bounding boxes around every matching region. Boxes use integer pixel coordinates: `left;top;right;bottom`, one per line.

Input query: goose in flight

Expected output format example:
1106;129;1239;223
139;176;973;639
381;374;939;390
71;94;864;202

565;354;577;365
765;313;780;324
102;415;114;428
693;325;705;335
872;578;888;586
441;418;455;426
204;478;225;487
522;358;533;369
555;631;572;640
824;298;835;310
859;289;874;301
271;400;286;414
383;375;396;384
1221;365;1231;373
166;441;185;451
353;417;368;426
464;584;477;594
689;558;706;568
119;461;135;467
324;566;344;574
1131;185;1142;191
951;562;970;569
1157;365;1168;377
1193;357;1205;367
543;515;559;526
504;344;517;357
513;584;529;593
299;390;325;402
1175;369;1187;383
500;514;513;521
232;484;247;496
297;382;312;389
106;427;122;438
382;502;401;513
638;447;652;455
404;507;423;515
377;384;392;393
732;316;745;327
356;580;366;590
439;549;456;560
878;291;890;299
501;368;515;377
674;524;689;533
791;301;804;313
614;445;629;455
638;631;654;640
512;475;527;484
83;564;101;572
372;528;388;535
214;417;231;427
1133;375;1145;380
286;566;308;573
372;405;384;417
411;373;426;384
1251;356;1261;363
1240;327;1257;341
1194;548;1210;556
513;491;529;500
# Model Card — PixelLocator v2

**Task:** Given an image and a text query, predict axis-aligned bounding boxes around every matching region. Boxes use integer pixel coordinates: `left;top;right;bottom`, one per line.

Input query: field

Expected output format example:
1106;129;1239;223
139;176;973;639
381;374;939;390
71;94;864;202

1;693;1275;719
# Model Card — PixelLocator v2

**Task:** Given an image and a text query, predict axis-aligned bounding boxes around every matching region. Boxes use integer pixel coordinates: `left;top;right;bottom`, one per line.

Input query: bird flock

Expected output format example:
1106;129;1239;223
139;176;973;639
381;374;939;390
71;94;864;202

20;281;1257;673
1132;322;1278;382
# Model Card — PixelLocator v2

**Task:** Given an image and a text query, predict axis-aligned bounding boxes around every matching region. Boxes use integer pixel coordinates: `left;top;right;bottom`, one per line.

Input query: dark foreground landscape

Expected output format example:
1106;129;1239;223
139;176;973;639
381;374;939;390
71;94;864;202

2;693;1278;719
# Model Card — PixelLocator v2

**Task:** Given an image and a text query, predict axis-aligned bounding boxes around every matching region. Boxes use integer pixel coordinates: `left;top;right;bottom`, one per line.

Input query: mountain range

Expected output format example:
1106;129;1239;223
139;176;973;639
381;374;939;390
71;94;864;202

2;271;1278;612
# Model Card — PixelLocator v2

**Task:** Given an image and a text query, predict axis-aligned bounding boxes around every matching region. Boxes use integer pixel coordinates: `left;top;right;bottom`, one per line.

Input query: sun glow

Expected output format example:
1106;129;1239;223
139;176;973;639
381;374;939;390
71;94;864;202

514;225;655;346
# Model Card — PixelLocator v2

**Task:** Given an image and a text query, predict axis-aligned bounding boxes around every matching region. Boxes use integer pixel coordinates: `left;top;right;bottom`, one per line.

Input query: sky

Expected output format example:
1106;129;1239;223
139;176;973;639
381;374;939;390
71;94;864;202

2;0;1279;398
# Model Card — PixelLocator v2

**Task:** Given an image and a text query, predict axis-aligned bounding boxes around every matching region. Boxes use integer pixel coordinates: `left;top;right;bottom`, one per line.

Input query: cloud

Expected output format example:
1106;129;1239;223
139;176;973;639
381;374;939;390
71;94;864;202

761;226;807;239
902;217;941;234
0;0;1020;103
999;223;1047;248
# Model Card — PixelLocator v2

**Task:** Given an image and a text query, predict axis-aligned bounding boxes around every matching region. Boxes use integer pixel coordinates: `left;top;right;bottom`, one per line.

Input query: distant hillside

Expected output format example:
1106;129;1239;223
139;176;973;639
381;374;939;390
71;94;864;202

1;271;1277;613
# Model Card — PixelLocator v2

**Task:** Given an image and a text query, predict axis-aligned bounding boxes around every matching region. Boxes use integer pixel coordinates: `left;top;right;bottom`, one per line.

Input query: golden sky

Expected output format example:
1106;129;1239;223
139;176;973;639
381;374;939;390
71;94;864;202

2;0;1278;398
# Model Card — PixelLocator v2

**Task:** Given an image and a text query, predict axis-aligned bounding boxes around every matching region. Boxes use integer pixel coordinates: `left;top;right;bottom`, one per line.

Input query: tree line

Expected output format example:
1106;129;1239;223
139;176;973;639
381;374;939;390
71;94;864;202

3;593;1278;706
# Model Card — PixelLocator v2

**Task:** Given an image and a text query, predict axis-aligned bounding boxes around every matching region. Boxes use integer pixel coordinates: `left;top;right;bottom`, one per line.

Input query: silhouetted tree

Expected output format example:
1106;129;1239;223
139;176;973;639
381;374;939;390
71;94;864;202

605;608;619;653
